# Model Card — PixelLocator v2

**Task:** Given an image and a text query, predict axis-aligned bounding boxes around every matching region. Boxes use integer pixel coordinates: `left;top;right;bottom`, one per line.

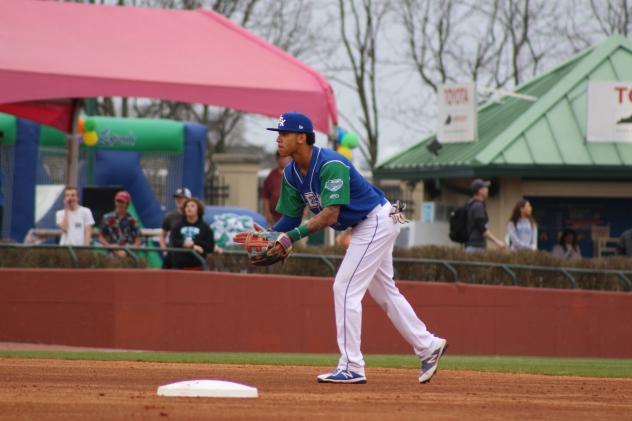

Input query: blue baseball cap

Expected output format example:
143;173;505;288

266;112;314;134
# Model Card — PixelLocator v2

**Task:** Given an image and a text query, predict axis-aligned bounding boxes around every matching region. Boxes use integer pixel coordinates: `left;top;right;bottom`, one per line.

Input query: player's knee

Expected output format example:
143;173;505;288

334;268;353;288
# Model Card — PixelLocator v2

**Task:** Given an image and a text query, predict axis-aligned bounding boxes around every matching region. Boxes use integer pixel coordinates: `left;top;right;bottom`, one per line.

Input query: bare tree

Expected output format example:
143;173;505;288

500;0;556;85
591;0;631;36
336;0;389;171
401;0;455;92
559;0;631;52
401;0;557;92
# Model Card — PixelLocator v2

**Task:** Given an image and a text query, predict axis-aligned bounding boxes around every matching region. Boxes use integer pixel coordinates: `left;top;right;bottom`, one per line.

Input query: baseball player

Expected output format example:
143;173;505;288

266;112;448;384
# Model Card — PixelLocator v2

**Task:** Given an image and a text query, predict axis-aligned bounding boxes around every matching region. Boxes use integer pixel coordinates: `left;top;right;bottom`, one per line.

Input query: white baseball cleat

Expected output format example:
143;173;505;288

419;338;448;384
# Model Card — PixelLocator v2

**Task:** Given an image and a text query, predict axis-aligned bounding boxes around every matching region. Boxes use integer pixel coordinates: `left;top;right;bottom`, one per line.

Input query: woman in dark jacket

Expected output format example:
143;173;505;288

169;198;214;269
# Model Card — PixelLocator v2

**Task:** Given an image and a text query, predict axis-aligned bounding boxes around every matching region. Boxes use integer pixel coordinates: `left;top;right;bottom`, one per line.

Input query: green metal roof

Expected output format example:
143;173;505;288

375;35;632;180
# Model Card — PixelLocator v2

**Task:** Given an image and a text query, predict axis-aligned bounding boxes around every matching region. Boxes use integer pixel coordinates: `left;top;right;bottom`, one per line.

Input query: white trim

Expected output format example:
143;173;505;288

321;159;350;169
478;86;538;102
308;147;322;213
309;147;322;191
292;161;303;184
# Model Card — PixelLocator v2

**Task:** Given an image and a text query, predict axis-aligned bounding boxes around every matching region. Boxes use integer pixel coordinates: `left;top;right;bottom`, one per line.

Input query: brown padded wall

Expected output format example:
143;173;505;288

1;269;631;357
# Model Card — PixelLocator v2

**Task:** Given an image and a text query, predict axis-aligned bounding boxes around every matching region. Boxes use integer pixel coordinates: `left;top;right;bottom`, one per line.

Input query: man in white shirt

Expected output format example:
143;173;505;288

55;186;95;246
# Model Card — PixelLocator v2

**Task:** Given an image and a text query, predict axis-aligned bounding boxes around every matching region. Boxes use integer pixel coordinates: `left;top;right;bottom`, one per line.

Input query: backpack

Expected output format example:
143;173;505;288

449;200;471;244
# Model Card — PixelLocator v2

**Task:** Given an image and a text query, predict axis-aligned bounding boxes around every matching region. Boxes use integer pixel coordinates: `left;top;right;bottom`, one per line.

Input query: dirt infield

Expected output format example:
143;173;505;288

1;358;631;420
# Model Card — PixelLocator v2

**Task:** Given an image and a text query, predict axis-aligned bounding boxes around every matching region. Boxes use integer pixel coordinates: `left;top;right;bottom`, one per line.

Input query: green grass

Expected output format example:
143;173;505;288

1;351;631;379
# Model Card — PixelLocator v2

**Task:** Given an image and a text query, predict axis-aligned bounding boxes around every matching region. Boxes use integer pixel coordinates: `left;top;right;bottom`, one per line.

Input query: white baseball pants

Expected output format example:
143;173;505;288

334;201;438;374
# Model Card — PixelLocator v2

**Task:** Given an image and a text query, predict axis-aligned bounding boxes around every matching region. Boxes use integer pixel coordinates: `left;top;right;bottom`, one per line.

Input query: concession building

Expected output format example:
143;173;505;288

375;36;632;257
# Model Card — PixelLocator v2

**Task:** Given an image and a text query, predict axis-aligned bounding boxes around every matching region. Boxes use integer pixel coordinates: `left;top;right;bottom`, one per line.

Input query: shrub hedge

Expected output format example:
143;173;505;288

2;243;631;292
210;245;632;292
0;246;144;269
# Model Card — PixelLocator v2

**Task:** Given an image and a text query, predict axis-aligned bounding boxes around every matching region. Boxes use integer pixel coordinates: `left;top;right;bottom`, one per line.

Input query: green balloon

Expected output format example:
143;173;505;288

341;132;359;149
83;119;97;132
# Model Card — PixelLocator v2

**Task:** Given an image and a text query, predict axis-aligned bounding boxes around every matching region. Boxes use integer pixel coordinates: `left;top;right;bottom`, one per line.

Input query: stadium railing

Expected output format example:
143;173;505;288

1;243;630;292
0;243;208;271
216;250;632;292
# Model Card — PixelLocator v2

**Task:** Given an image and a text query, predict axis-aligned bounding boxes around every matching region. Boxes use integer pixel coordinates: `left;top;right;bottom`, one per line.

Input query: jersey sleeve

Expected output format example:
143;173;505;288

275;175;305;217
84;208;95;226
319;161;350;207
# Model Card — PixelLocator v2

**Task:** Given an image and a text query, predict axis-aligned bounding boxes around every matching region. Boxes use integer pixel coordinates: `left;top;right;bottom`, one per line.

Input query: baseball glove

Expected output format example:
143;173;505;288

233;229;293;266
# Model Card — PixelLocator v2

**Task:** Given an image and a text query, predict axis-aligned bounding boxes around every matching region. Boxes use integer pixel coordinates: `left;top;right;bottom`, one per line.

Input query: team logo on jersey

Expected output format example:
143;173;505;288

303;192;321;209
325;179;344;192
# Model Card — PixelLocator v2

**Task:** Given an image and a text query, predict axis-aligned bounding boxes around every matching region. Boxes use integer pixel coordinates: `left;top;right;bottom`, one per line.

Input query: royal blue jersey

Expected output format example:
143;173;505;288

276;147;385;230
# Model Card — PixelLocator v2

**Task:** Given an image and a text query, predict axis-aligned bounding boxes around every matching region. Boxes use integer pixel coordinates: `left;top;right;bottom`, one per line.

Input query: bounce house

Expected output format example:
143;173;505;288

0;113;206;242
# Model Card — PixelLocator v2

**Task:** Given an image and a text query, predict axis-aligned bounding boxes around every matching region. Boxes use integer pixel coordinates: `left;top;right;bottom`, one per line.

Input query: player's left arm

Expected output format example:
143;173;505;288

266;205;340;258
304;205;340;233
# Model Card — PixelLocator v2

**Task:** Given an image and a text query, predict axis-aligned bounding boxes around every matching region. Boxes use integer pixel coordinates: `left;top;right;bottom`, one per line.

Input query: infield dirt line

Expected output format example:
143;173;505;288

1;358;631;420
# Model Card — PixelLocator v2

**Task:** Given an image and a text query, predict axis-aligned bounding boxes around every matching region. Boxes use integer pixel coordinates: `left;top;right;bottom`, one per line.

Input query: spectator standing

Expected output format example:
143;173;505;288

506;198;538;251
98;191;141;257
551;228;582;260
465;179;505;252
260;151;291;226
160;187;191;268
169;198;214;270
55;186;95;246
616;228;632;257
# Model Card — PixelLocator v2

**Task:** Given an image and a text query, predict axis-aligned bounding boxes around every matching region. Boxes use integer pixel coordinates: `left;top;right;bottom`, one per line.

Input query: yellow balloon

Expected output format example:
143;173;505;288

83;131;98;146
337;145;352;160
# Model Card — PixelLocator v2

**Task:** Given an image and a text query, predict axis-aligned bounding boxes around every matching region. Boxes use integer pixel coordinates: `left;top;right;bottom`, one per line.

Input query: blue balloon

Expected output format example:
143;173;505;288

337;127;346;142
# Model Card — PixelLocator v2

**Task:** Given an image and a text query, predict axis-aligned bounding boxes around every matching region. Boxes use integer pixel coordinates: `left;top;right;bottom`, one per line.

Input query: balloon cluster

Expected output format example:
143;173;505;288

78;118;99;146
335;128;359;160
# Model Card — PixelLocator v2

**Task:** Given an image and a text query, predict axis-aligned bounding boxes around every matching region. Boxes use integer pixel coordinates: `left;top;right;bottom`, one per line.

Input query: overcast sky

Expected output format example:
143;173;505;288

242;1;622;168
242;3;432;167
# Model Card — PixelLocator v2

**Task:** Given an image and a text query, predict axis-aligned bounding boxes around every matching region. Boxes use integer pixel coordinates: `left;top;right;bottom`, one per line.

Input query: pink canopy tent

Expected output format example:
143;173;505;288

0;0;337;133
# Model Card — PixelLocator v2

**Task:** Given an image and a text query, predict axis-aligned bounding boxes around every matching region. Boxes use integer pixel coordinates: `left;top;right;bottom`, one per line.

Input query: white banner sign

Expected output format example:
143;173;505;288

587;81;632;143
437;83;477;143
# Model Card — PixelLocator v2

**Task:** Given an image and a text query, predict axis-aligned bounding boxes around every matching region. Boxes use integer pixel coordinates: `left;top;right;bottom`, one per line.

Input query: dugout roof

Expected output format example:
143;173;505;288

375;35;632;181
0;0;337;134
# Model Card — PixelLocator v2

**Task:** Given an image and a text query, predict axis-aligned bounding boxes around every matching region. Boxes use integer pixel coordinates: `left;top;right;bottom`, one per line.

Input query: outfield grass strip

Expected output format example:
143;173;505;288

1;351;631;379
